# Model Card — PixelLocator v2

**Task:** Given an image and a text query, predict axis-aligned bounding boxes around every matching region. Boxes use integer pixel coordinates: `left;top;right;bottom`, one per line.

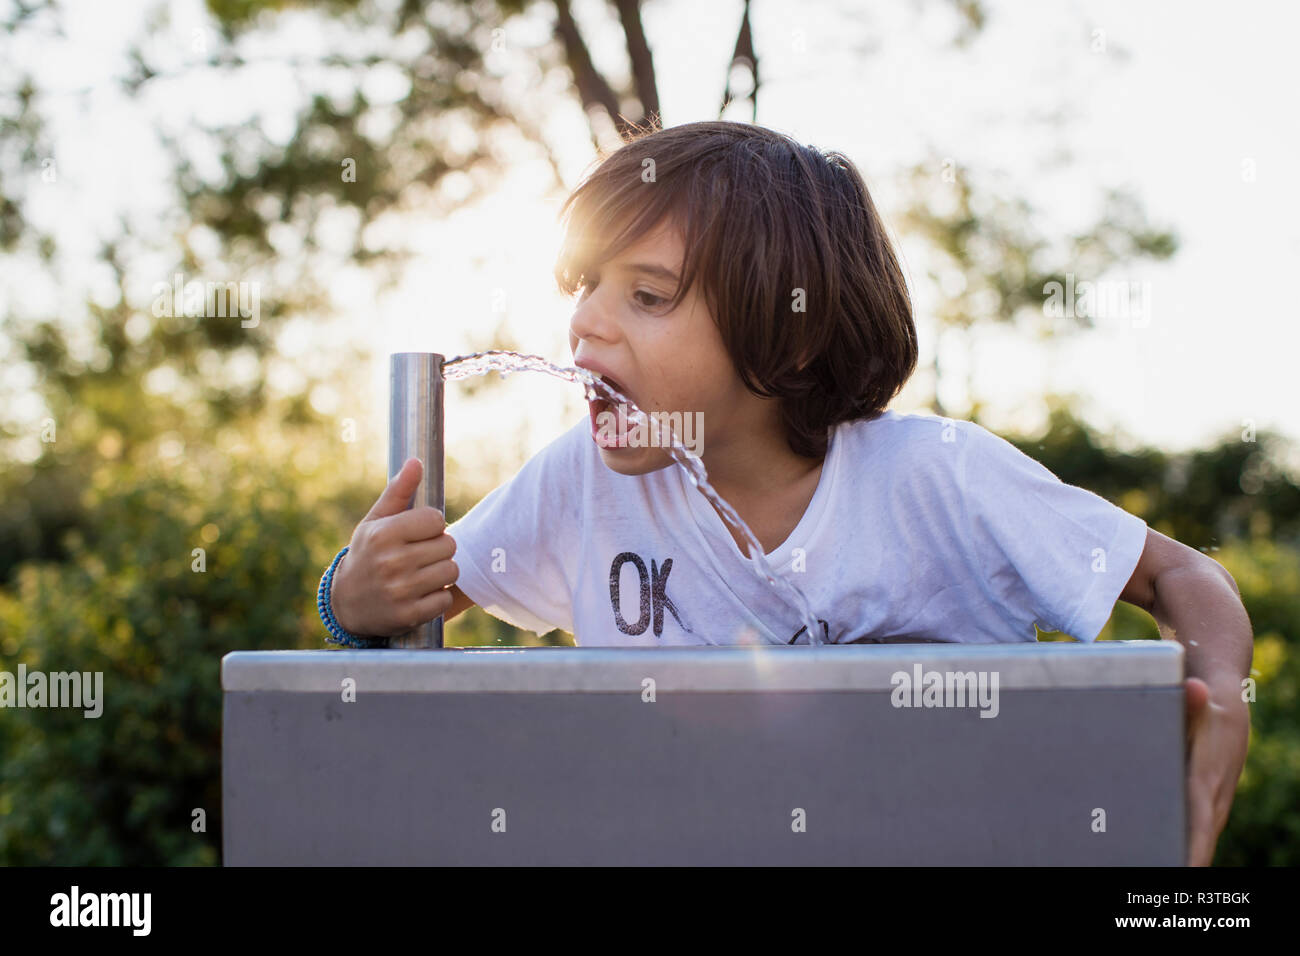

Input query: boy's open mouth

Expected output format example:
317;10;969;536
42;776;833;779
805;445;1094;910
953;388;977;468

587;373;634;449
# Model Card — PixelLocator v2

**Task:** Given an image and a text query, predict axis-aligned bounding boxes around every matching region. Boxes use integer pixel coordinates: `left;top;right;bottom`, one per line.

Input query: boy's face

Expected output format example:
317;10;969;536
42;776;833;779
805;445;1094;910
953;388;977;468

569;220;772;477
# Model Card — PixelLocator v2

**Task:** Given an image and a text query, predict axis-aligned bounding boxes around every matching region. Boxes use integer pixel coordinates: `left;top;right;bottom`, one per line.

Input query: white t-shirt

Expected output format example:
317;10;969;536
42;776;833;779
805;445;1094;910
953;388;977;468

447;410;1149;646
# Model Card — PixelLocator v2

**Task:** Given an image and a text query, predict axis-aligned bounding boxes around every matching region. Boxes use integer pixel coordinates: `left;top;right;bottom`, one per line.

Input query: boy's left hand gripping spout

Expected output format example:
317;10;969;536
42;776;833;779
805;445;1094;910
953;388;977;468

331;457;460;637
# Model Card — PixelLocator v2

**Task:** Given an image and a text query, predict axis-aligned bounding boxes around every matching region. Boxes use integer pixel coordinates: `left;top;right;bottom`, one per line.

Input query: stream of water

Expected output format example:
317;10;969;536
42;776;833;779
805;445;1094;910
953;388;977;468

441;350;827;646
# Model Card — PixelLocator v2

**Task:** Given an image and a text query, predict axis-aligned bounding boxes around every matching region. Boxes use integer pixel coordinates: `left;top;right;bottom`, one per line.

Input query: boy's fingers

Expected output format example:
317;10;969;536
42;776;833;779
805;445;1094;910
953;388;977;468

397;506;448;542
406;533;456;566
1185;676;1210;715
410;588;454;625
409;560;458;597
364;458;423;521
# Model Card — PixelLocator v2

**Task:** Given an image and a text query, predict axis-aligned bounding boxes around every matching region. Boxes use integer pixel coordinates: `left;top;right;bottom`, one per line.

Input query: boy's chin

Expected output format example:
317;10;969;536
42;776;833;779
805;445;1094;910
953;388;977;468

594;444;675;476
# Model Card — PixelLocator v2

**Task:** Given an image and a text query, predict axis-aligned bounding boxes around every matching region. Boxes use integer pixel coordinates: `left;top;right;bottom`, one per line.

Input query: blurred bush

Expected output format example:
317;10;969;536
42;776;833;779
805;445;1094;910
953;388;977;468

0;443;372;864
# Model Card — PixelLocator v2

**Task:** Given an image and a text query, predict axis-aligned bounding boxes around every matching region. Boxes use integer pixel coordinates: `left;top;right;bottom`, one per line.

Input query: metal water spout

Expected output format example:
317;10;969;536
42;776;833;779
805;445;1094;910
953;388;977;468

388;352;445;648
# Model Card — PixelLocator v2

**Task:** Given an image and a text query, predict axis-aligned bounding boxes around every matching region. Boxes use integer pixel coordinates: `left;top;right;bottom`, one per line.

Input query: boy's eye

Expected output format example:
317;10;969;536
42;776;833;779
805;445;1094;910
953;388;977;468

634;290;667;309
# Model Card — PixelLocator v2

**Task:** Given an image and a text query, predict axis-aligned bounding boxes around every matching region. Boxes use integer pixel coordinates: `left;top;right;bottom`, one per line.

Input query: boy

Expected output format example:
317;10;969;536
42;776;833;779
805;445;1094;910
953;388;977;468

324;121;1252;865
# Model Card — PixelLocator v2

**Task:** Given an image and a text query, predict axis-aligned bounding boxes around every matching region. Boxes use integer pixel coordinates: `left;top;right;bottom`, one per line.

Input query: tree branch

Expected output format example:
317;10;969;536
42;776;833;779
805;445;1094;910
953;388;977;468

611;0;660;129
552;0;627;140
720;0;758;121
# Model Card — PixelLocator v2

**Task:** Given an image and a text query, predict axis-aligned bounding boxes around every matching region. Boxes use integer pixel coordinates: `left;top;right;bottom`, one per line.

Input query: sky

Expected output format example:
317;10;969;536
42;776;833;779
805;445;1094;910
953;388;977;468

3;0;1298;482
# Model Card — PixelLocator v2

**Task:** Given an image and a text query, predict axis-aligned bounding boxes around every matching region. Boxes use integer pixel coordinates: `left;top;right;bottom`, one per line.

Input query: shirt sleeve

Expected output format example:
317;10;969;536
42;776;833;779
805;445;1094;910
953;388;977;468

957;423;1149;642
445;421;586;636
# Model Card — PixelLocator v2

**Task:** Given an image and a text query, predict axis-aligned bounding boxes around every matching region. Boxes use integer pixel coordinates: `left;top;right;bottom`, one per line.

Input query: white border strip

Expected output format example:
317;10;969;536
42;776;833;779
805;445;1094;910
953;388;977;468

222;641;1184;694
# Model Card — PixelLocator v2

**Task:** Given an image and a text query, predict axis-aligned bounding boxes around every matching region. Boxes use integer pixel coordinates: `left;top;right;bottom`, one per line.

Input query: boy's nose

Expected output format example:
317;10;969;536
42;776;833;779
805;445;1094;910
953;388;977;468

569;289;619;346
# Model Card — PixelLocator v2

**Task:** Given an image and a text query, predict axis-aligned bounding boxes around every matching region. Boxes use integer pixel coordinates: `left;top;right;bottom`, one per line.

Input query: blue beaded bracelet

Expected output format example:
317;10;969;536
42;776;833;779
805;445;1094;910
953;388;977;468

318;547;388;649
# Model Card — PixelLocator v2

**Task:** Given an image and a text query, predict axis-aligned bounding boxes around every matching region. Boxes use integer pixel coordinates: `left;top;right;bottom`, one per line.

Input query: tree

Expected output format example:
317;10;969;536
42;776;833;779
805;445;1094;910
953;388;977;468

900;173;1177;418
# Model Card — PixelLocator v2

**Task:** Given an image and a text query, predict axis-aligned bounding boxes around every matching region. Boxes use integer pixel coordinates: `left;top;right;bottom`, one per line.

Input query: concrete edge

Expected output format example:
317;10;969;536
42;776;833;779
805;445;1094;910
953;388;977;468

221;641;1185;694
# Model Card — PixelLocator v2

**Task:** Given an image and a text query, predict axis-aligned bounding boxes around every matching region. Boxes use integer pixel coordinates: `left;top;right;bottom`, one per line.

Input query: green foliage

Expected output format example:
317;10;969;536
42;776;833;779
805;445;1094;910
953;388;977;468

1008;402;1300;549
178;0;539;297
1211;538;1300;865
901;172;1178;335
0;454;358;864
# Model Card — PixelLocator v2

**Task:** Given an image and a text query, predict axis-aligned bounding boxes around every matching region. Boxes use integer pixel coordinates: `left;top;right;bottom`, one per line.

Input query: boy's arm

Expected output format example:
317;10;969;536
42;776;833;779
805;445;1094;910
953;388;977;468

1118;526;1253;866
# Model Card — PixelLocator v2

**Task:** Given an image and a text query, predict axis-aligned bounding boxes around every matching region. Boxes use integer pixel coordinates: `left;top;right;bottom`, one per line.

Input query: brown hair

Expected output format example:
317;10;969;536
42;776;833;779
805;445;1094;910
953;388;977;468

555;120;917;460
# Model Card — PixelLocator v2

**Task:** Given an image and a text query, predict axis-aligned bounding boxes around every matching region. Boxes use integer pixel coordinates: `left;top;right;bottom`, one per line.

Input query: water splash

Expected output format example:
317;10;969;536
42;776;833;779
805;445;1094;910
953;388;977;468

442;350;827;646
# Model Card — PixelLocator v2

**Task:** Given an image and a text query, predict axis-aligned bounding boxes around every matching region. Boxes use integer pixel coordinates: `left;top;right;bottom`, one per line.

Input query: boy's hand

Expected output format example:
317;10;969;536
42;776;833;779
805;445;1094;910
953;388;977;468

330;457;459;637
1184;676;1250;866
1119;531;1253;866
